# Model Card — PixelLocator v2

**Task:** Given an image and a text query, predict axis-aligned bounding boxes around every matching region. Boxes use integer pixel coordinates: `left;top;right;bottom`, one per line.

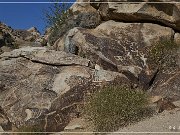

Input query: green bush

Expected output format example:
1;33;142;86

149;40;179;72
45;0;73;45
85;85;153;132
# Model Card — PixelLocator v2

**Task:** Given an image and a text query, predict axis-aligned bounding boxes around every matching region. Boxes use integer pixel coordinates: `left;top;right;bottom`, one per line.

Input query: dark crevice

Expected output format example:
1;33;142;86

148;69;159;88
30;59;85;67
74;45;79;55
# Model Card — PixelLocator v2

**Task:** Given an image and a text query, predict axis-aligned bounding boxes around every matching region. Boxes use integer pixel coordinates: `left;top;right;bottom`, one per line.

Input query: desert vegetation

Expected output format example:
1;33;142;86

149;39;179;72
84;85;153;132
45;0;73;45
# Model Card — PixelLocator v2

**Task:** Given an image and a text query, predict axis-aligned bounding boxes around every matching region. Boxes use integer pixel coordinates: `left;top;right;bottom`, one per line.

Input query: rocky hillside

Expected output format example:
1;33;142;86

0;22;47;54
0;0;180;133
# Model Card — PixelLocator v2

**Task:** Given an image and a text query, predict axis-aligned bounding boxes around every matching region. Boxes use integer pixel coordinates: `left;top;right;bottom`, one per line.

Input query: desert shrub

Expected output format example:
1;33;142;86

45;0;74;45
149;40;179;72
85;85;153;132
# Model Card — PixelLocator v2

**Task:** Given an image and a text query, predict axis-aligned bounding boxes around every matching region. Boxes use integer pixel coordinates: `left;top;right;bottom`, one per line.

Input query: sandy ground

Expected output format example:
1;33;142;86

109;101;180;135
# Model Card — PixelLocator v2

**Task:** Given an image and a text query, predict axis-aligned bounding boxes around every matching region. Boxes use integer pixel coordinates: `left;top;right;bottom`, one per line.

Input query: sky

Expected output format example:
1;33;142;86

0;0;75;34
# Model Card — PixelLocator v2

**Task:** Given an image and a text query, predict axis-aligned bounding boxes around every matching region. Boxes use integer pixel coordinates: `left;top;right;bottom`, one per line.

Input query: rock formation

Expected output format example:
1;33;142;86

0;22;47;55
0;0;180;132
0;46;128;131
90;0;180;31
71;0;180;99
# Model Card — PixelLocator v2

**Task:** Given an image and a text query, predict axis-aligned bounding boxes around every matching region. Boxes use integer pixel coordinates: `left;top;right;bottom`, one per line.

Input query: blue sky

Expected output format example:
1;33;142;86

0;0;75;34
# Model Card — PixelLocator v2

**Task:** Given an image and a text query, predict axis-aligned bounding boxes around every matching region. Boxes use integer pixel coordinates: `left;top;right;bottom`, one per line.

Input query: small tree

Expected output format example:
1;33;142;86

45;0;73;45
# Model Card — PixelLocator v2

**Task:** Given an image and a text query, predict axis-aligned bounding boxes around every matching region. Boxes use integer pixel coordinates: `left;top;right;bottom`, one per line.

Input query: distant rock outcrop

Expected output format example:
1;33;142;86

0;22;47;54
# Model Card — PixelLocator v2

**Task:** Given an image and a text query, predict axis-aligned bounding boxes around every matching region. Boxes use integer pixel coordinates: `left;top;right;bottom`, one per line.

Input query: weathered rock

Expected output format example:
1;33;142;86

70;0;101;29
0;22;46;53
26;27;46;46
90;0;180;31
64;118;85;130
149;69;180;101
47;0;101;45
0;46;90;67
62;117;95;135
150;96;163;104
148;41;180;101
54;20;174;89
175;33;180;44
0;25;15;48
0;106;12;131
0;47;129;131
27;27;41;38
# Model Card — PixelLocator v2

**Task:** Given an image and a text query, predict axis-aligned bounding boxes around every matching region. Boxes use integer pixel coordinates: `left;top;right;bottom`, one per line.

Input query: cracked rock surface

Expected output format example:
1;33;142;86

0;46;128;131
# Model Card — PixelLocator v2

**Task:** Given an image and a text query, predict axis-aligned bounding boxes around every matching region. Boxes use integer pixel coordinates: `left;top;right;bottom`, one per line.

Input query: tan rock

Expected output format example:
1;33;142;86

55;20;174;90
64;118;85;130
90;0;180;31
0;46;129;131
174;33;180;44
150;96;163;103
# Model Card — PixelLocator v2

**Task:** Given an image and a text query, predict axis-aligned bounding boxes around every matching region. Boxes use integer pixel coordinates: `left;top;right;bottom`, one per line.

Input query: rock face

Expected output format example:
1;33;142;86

0;0;180;133
70;0;101;29
53;0;180;102
47;0;101;45
150;68;180;101
54;20;175;89
0;46;128;131
90;0;180;31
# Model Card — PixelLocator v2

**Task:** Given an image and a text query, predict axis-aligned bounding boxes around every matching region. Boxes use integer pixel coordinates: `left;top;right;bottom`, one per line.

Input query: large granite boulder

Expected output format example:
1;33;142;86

54;20;175;89
90;0;180;31
0;46;129;131
70;0;101;29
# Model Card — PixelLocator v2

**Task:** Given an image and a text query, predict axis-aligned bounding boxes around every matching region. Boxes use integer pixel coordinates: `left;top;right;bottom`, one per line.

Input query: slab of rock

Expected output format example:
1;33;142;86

90;0;180;31
0;47;129;131
0;46;90;67
150;70;180;101
64;118;85;130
